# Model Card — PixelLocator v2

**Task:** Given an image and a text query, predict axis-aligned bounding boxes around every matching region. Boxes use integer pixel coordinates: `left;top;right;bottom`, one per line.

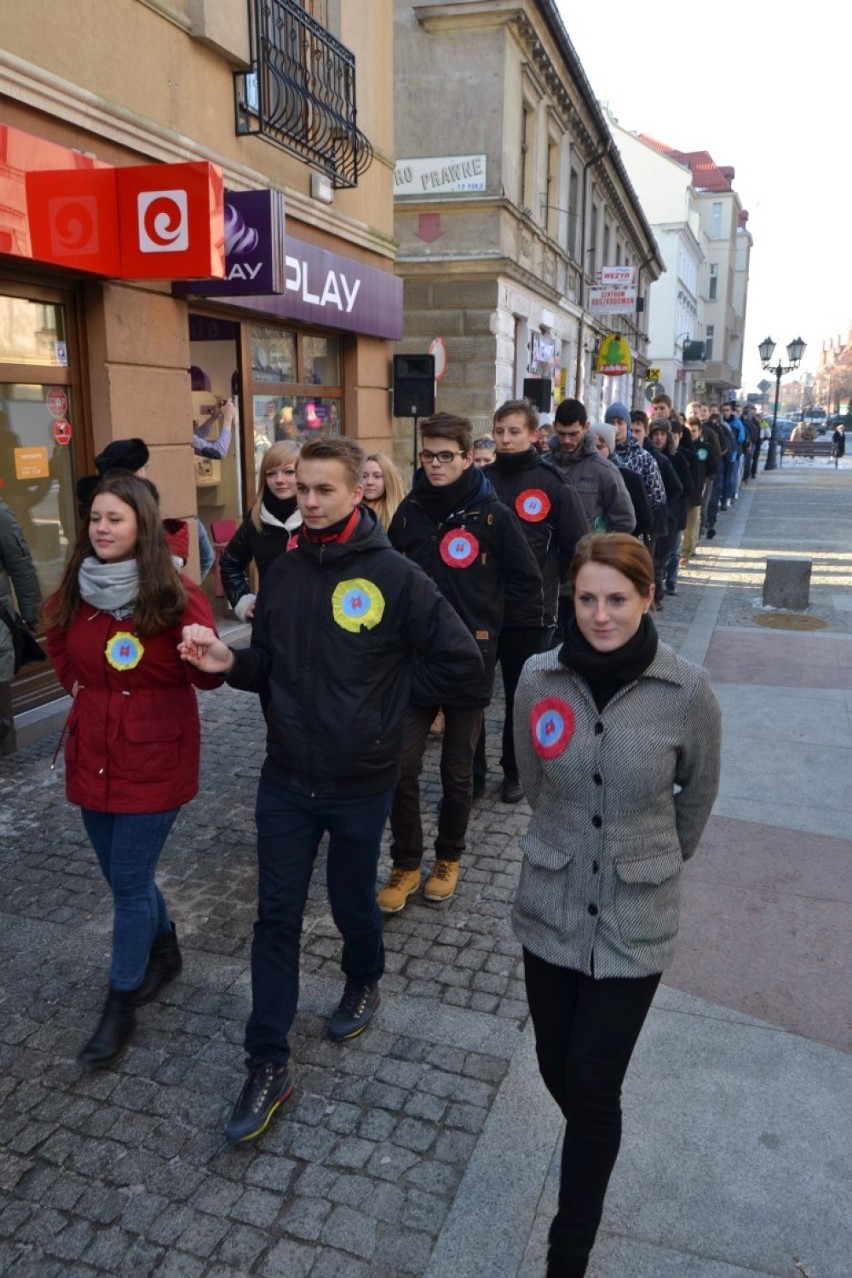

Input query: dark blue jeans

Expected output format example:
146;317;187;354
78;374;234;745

245;778;393;1066
82;808;179;991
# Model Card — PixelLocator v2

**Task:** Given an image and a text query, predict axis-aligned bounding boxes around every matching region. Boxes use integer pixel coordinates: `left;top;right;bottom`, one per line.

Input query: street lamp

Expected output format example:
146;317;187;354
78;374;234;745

759;335;807;470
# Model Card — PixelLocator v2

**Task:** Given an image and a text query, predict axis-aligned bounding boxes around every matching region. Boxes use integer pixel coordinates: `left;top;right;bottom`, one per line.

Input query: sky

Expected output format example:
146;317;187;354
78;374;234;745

555;1;851;392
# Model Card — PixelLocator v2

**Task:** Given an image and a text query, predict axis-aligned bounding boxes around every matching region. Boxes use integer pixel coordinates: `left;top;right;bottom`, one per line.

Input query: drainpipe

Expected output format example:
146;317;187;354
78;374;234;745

574;138;611;400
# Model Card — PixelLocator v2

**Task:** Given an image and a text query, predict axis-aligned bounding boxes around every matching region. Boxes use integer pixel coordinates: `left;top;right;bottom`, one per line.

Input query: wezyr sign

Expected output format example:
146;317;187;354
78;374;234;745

394;154;487;196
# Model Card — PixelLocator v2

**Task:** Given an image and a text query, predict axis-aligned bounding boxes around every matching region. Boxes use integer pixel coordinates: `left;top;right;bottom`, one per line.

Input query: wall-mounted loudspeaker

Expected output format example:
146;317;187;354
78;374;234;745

522;377;553;412
393;354;436;418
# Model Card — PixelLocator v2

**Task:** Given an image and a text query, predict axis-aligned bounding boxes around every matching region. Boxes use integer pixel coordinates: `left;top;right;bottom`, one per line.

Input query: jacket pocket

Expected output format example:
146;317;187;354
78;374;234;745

613;851;682;945
519;826;573;871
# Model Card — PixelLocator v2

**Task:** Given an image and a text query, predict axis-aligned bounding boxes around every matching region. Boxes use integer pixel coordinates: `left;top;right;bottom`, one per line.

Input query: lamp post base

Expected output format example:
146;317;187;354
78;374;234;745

764;439;780;471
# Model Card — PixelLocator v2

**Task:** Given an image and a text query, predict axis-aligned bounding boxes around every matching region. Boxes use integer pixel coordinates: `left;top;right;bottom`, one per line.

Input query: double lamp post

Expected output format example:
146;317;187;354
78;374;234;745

758;335;807;471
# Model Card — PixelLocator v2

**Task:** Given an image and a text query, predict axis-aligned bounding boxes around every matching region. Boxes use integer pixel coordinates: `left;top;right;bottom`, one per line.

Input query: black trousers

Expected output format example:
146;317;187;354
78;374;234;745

523;949;662;1277
390;703;483;868
474;626;552;784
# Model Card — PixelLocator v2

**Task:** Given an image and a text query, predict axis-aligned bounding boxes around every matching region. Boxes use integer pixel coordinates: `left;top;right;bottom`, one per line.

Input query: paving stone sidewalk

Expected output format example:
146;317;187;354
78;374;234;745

2;462;850;1277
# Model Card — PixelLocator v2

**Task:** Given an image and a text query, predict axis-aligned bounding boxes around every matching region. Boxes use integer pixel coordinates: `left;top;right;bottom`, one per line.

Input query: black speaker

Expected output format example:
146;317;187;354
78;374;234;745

393;354;435;418
523;377;552;411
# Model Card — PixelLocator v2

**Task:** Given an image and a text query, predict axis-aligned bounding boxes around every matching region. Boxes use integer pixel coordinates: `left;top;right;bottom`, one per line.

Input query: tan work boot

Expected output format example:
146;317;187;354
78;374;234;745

377;867;421;914
423;859;459;902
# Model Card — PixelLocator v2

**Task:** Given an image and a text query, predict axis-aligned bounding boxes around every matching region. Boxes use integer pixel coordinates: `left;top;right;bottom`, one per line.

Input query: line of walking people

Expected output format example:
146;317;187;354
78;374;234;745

41;404;720;1278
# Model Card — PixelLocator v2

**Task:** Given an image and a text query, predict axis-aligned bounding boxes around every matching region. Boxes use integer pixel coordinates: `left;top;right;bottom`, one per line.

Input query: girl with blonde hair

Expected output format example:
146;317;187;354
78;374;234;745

361;452;406;531
220;440;302;621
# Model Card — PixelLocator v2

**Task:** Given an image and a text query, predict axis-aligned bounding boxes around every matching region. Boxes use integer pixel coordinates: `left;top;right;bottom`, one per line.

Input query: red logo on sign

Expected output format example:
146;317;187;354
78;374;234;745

53;418;72;446
26;168;121;276
530;697;575;759
515;489;551;523
439;528;479;569
117;162;224;280
46;388;68;419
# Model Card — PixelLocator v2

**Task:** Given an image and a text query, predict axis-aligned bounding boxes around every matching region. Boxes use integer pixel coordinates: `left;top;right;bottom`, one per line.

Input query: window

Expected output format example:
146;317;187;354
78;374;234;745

567;167;579;258
546;136;559;236
234;0;372;188
709;263;718;301
520;102;535;211
710;201;722;240
705;325;714;361
602;221;611;270
588;198;599;279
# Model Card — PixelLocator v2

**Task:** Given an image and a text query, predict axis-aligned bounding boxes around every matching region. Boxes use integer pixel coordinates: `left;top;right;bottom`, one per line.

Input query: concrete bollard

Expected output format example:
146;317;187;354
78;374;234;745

763;558;812;610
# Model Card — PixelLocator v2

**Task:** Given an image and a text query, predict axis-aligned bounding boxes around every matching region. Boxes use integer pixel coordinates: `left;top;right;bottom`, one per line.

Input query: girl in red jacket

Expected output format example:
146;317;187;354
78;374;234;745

45;472;221;1069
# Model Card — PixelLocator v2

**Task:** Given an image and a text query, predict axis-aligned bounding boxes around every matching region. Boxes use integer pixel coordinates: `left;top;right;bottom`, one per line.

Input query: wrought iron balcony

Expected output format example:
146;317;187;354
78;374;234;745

235;0;373;189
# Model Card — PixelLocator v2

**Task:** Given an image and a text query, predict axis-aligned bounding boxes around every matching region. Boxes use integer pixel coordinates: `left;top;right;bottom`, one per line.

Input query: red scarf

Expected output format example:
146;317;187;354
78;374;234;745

299;507;361;547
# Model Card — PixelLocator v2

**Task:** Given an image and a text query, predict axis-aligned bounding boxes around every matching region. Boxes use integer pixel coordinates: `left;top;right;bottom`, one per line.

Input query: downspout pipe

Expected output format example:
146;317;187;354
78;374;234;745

574;137;612;399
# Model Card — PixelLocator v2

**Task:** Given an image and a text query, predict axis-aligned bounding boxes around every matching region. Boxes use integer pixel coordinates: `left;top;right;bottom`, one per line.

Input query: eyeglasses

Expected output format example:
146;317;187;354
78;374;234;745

419;449;464;464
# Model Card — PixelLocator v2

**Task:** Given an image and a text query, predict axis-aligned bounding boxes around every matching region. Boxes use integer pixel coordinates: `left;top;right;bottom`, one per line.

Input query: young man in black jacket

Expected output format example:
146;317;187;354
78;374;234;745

478;399;589;801
378;412;541;911
180;437;483;1144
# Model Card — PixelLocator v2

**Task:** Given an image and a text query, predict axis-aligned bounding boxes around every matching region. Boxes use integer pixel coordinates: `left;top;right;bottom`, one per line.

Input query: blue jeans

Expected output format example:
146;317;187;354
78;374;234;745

82;808;180;991
245;778;393;1066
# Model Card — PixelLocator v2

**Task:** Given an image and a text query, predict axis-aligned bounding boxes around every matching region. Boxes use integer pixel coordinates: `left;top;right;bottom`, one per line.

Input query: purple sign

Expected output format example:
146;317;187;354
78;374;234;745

214;234;403;341
176;189;286;296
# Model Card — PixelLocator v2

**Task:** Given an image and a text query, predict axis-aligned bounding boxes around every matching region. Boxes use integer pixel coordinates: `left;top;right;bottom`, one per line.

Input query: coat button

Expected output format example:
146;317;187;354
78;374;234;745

592;815;602;828
588;903;598;916
594;721;604;735
592;861;599;874
593;773;603;785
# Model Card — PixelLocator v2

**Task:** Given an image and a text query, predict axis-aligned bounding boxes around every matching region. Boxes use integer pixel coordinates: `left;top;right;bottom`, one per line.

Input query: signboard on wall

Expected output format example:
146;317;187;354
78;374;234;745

394;154;487;196
588;286;638;317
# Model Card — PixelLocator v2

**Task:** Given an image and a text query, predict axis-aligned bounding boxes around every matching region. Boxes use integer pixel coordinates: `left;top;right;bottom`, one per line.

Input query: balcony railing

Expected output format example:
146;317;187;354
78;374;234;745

235;0;373;189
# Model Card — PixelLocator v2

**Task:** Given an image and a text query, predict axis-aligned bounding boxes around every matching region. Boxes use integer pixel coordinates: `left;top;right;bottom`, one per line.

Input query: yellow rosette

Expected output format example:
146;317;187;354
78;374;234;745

331;579;385;633
105;631;145;671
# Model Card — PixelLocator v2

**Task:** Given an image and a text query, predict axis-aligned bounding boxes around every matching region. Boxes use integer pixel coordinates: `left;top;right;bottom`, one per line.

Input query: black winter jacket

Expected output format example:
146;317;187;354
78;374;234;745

227;508;483;796
388;468;542;701
483;449;590;626
219;504;301;620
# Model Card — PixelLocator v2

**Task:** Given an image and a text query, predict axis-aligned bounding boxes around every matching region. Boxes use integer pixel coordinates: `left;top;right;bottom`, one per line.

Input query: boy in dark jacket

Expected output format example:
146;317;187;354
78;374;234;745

478;399;589;801
379;412;541;910
180;437;483;1145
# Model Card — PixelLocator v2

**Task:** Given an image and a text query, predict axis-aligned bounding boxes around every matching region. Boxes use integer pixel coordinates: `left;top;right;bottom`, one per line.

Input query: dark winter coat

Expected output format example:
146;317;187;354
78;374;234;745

227;507;484;796
388;469;541;699
45;580;221;813
0;498;42;682
545;435;635;532
483;449;590;628
219;503;302;621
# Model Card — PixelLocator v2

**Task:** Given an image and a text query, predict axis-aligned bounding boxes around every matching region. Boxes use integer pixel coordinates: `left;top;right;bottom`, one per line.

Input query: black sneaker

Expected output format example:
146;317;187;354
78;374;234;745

328;980;380;1042
225;1062;293;1144
706;527;717;540
665;584;677;596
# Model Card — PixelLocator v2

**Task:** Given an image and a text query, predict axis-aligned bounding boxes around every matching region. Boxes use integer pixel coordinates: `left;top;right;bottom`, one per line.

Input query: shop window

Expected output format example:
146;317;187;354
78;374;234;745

0;294;77;602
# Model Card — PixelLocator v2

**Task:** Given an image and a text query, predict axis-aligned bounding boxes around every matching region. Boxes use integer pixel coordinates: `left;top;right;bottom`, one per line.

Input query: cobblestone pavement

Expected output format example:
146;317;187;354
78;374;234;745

2;461;849;1276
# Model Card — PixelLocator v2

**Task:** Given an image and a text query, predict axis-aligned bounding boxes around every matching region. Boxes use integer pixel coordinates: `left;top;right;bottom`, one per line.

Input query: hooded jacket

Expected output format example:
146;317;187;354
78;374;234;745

45;579;221;813
545;434;635;533
227;507;484;795
0;499;42;683
613;435;667;513
483;448;590;626
388;467;542;697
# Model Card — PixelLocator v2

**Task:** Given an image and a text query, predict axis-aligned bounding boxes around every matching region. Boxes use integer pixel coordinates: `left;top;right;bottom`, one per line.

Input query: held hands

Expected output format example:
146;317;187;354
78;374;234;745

179;624;235;674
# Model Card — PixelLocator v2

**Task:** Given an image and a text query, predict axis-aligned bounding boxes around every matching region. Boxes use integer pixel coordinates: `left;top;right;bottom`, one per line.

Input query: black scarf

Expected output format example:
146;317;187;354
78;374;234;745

559;613;658;710
261;491;298;526
493;447;538;474
413;463;482;522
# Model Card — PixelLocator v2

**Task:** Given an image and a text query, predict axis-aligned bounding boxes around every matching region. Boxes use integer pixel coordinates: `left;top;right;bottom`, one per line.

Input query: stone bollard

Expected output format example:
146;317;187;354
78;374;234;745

763;558;812;610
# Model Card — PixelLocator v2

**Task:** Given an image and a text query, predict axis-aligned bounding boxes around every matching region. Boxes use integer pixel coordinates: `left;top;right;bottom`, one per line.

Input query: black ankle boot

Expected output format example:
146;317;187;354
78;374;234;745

79;987;138;1069
135;923;182;1006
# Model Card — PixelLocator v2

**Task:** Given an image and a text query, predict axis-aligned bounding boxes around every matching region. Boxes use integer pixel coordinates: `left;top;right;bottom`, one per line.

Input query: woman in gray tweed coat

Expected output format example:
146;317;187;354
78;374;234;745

512;533;721;1278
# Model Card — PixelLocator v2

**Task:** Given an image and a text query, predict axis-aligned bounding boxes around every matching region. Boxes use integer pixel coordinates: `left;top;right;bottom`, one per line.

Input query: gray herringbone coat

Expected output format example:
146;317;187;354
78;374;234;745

511;642;721;978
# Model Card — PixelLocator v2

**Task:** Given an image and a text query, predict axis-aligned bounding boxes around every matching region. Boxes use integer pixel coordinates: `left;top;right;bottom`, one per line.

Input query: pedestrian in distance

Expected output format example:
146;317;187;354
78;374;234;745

377;412;541;912
43;473;222;1069
219;440;303;622
361;451;406;531
472;436;497;468
586;424;654;543
512;533;721;1278
179;436;483;1144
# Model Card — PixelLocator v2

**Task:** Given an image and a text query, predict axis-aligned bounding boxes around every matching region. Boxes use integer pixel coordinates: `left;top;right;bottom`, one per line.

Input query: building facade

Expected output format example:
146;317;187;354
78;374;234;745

391;0;662;449
1;0;397;732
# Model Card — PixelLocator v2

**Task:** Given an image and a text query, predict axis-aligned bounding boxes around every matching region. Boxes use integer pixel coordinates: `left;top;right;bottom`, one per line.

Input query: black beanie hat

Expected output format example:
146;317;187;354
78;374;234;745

95;437;150;475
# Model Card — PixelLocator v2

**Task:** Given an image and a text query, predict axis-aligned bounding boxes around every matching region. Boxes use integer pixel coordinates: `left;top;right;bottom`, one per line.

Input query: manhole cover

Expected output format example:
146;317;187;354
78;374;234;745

753;612;827;631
